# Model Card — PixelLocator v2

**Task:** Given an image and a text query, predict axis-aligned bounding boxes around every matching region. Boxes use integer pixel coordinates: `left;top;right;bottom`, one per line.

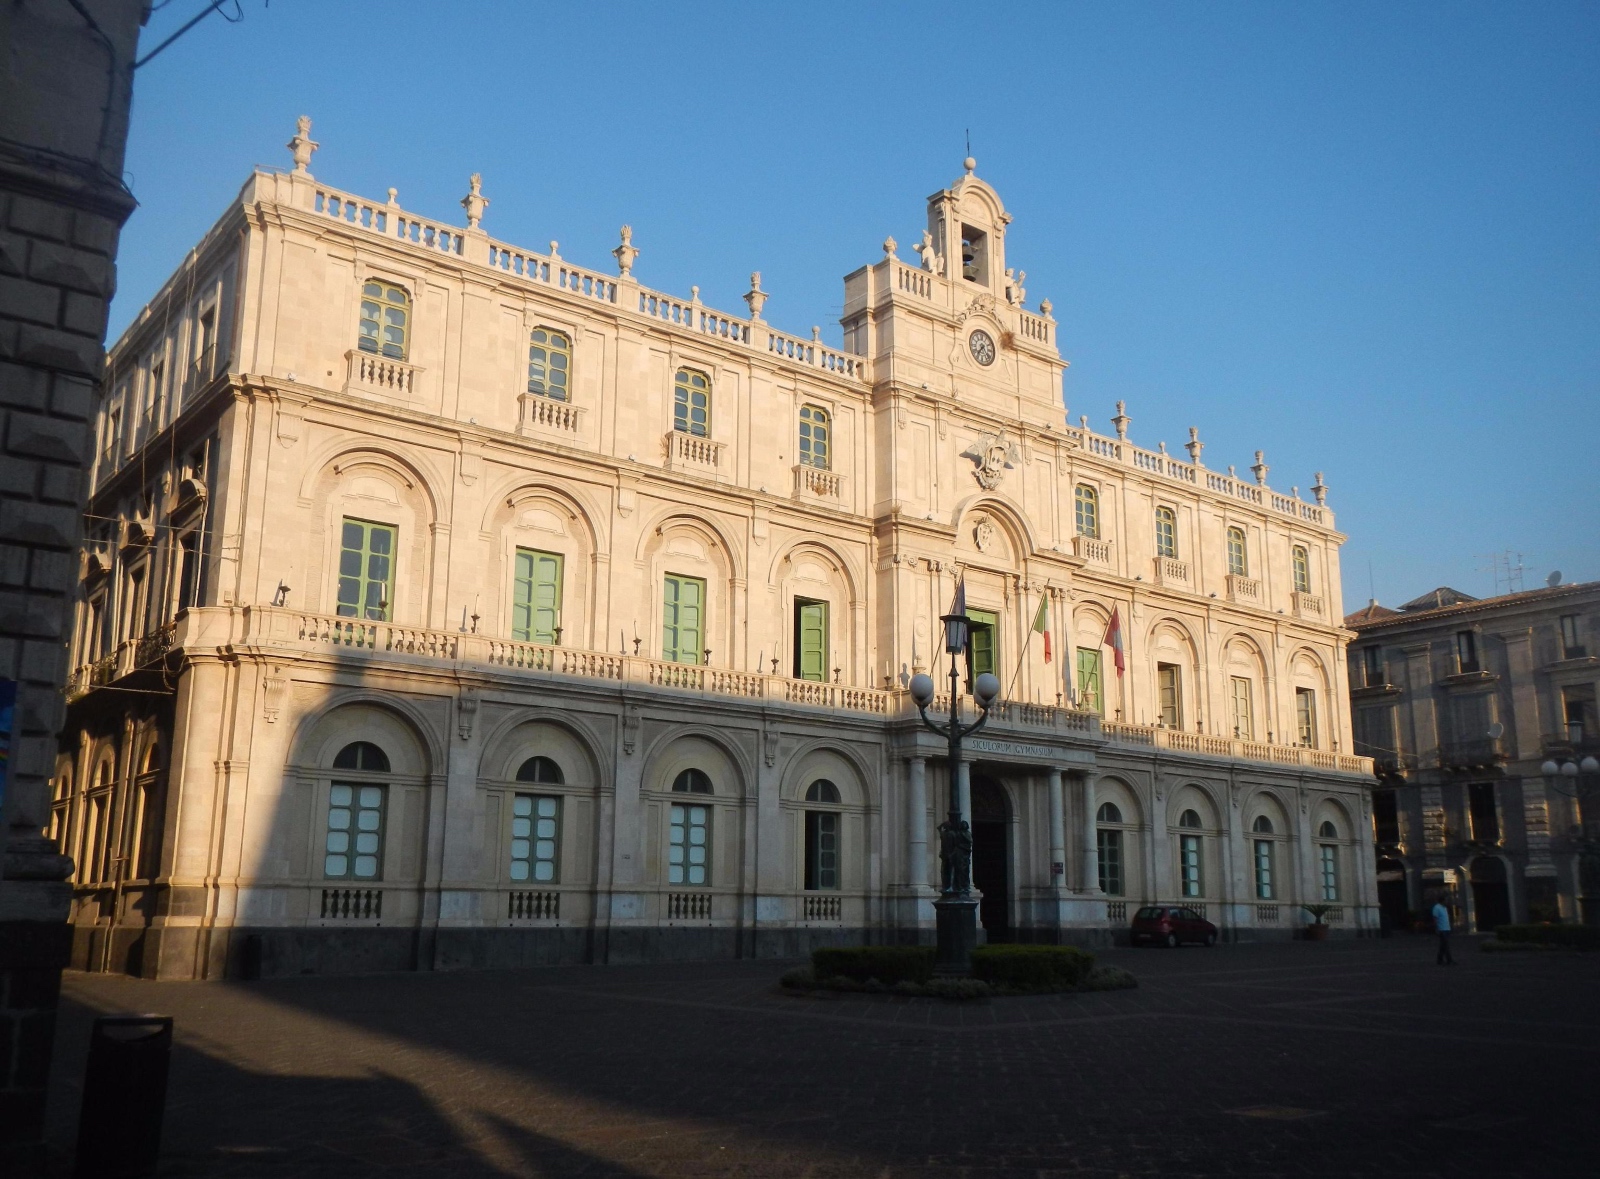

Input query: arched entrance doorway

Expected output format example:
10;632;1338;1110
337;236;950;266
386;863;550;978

1469;856;1511;932
1376;858;1408;932
970;775;1011;939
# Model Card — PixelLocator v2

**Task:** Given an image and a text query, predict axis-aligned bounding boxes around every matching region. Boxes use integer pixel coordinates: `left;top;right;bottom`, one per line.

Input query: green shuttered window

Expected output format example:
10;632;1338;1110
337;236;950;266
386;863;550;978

513;549;563;644
794;600;828;681
337;518;395;620
662;575;705;664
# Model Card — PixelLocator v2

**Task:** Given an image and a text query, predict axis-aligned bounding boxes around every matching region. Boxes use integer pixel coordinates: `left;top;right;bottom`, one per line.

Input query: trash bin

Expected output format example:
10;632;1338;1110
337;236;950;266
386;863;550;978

74;1014;173;1179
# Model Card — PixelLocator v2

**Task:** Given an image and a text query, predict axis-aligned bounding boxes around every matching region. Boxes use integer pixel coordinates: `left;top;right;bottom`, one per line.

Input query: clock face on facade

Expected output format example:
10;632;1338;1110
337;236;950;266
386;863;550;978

969;329;996;366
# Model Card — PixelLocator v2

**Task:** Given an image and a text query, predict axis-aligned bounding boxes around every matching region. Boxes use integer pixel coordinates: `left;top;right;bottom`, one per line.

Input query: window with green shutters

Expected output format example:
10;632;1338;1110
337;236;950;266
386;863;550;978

662;574;705;664
793;600;828;681
1076;648;1103;714
673;369;710;437
337;518;396;620
1074;484;1100;538
968;609;998;678
512;549;563;643
1155;506;1177;558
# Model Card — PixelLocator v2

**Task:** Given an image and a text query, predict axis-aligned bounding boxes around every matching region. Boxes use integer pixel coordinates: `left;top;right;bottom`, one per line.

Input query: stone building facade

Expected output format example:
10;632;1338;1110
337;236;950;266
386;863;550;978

0;0;145;1154
1347;581;1600;930
54;124;1374;980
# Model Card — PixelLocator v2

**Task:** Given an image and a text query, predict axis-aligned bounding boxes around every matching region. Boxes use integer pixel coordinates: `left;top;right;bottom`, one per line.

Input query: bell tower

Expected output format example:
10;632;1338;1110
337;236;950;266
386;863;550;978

929;156;1011;292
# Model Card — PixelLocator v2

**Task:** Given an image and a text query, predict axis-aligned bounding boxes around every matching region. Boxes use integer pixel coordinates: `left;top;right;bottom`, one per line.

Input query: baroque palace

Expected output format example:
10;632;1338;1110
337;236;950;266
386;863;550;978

54;121;1374;979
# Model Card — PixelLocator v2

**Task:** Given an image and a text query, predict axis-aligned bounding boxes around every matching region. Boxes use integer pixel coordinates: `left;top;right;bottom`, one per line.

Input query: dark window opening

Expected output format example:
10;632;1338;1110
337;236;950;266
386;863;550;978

960;224;988;285
1468;782;1499;843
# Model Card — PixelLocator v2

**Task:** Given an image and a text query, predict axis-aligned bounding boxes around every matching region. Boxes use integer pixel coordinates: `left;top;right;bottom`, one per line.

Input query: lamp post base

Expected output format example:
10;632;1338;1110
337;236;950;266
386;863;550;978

932;896;980;976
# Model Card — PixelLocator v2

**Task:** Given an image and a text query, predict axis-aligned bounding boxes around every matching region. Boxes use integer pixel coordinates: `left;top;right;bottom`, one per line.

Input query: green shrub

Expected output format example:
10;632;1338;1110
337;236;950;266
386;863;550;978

811;945;935;985
969;944;1095;990
1494;924;1600;950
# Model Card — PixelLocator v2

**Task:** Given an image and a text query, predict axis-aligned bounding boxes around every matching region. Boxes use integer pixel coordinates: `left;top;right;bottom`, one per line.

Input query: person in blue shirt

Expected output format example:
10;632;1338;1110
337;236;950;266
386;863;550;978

1432;899;1455;965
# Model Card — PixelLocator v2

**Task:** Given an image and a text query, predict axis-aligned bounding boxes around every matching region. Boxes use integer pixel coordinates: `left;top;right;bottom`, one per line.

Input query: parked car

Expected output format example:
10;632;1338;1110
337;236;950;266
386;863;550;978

1131;905;1218;947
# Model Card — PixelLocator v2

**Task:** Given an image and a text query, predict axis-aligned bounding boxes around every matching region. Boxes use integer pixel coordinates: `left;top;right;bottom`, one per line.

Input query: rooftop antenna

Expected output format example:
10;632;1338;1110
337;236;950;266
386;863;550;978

1367;558;1375;603
965;128;971;157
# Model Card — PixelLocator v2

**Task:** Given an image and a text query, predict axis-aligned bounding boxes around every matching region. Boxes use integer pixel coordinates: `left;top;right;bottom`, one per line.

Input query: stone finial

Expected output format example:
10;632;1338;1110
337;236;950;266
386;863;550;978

612;224;639;276
1312;471;1328;505
460;173;489;230
1111;399;1130;441
883;236;898;260
690;285;701;303
1292;486;1300;500
1185;426;1204;466
811;326;821;342
386;188;399;208
1228;464;1236;478
1040;297;1054;319
964;155;977;175
744;271;768;320
1079;415;1088;429
1251;449;1269;486
548;240;560;260
288;115;318;175
1158;441;1168;455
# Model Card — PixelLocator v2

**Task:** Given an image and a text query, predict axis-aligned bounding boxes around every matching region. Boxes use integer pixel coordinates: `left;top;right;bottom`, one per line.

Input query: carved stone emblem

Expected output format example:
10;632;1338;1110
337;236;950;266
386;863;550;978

961;431;1020;490
973;516;997;553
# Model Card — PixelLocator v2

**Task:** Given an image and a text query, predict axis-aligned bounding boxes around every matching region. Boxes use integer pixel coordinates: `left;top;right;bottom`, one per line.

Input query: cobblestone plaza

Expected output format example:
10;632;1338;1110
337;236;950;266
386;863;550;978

46;940;1594;1176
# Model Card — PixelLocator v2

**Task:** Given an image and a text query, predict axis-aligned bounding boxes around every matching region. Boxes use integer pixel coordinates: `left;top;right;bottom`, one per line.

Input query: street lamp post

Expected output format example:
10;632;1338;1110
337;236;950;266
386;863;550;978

1541;754;1600;925
909;612;1001;976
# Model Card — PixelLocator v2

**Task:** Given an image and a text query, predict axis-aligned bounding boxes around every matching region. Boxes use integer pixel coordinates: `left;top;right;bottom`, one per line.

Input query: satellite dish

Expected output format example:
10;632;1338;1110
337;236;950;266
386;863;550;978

1488;722;1505;739
1547;571;1562;588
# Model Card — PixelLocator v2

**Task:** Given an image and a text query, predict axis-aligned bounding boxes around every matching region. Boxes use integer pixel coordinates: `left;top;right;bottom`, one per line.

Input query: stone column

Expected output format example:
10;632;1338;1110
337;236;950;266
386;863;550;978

908;757;929;887
1046;768;1066;889
1080;773;1099;893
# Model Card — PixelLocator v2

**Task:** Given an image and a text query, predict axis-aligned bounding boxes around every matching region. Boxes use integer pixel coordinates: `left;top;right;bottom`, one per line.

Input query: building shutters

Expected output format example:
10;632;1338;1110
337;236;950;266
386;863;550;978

512;549;563;644
795;600;828;682
662;575;705;664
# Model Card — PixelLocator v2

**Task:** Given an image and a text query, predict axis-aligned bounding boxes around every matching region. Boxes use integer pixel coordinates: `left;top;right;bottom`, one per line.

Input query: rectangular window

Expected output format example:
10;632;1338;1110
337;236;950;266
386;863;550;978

1097;827;1123;895
1179;834;1202;898
1362;646;1383;687
1456;630;1479;673
510;794;560;882
1295;688;1318;748
1468;782;1499;843
325;783;385;879
177;533;201;612
1157;663;1181;729
1230;676;1253;740
1355;704;1398;763
148;360;165;419
1154;508;1177;559
1560;615;1585;658
1564;687;1594;743
512;549;563;644
793;599;829;682
968;608;998;679
662;574;705;664
123;567;147;641
336;518;396;621
669;802;710;885
87;595;107;661
804;810;839;890
1253;840;1274;899
1372;789;1400;844
1076;648;1103;714
1319;844;1339;901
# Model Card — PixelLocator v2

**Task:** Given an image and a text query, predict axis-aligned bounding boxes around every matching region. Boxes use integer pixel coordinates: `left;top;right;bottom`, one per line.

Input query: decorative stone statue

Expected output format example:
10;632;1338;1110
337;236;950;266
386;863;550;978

613;225;639;277
287;115;318;175
914;230;944;276
938;817;973;894
1005;267;1026;306
460;173;489;230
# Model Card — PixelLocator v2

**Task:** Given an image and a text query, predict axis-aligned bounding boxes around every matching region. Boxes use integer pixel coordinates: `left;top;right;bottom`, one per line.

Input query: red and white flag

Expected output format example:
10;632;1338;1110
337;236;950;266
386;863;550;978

1032;595;1051;662
1102;606;1126;677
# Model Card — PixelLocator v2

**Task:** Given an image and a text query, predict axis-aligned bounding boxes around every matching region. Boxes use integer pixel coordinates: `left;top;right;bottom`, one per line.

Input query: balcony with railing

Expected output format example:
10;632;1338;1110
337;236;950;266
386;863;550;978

1073;534;1113;565
663;430;725;476
345;349;422;400
793;463;843;500
1438;737;1507;771
1154;556;1190;587
1100;718;1371;775
1226;574;1261;606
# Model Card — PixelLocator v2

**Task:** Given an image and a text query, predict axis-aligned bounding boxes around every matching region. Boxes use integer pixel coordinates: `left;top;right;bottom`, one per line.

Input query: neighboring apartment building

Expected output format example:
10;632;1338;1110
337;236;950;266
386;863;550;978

53;123;1374;980
1346;581;1600;930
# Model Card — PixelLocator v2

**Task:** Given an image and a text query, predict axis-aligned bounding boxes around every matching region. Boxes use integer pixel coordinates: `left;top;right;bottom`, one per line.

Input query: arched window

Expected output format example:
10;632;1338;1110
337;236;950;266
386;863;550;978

1253;833;1275;899
527;328;571;401
333;741;390;772
1293;546;1311;594
1096;800;1124;894
1096;802;1122;824
358;281;409;360
1154;507;1177;559
1318;836;1341;901
673;368;710;437
1177;810;1203;897
1226;527;1248;577
1074;485;1100;538
672;768;713;794
1179;809;1202;829
803;779;840;890
1252;815;1274;834
1319;820;1338;839
798;404;830;469
516;756;564;784
805;779;840;804
327;742;388;881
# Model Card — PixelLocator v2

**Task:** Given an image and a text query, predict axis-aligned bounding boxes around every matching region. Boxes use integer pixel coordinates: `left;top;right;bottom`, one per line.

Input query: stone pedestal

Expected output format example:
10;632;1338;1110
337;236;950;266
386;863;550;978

932;896;979;976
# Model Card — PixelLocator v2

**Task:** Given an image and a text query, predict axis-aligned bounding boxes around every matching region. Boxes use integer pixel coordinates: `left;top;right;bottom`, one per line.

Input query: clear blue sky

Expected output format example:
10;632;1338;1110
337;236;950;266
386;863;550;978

113;1;1599;613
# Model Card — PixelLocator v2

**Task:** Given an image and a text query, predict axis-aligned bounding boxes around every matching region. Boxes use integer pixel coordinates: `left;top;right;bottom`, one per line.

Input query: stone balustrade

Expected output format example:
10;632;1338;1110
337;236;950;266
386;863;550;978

1292;590;1325;619
1100;718;1370;775
793;463;843;499
1227;573;1261;604
345;350;422;400
1155;555;1190;586
518;393;583;436
663;430;725;474
1073;534;1113;565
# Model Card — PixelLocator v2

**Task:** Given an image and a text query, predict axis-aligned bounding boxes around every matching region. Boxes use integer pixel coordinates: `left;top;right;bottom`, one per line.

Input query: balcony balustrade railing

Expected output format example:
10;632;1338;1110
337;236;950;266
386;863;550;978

1101;717;1370;775
793;463;843;499
345;349;421;400
663;430;725;474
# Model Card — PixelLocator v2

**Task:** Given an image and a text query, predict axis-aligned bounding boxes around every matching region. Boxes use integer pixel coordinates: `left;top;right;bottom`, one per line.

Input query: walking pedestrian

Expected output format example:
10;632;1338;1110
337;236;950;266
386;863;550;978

1432;898;1455;965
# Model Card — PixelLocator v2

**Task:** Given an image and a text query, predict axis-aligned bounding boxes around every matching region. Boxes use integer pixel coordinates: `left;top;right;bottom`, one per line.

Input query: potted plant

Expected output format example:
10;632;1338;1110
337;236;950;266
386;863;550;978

1301;903;1335;940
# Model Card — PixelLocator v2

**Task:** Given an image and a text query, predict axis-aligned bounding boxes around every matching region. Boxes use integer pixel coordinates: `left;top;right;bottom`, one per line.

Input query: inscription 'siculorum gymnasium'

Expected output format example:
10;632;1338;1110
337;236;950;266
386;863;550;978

57;121;1375;978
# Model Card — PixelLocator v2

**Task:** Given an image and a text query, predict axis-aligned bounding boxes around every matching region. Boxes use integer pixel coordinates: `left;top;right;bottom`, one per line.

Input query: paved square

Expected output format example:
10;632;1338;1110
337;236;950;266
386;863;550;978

46;938;1595;1176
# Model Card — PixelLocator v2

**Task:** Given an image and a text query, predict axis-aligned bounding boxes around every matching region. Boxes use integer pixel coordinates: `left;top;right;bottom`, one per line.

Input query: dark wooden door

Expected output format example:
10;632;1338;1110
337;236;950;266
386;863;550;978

971;777;1010;938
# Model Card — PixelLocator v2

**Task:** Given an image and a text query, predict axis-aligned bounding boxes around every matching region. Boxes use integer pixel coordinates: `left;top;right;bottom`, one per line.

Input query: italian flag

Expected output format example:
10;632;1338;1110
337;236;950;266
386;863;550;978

1032;595;1051;662
1102;606;1126;677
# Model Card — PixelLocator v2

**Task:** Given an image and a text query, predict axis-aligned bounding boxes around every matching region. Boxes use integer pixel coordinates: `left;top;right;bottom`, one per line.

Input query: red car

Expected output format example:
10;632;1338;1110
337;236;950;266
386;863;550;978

1131;905;1218;947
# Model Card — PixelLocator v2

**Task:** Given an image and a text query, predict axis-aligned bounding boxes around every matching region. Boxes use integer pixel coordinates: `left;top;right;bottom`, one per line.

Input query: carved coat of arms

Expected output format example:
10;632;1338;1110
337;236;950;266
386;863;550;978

961;431;1020;490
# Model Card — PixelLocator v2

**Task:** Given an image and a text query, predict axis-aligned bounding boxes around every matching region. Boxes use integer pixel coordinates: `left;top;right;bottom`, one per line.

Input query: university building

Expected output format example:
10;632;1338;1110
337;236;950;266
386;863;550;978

1346;580;1600;930
53;121;1375;979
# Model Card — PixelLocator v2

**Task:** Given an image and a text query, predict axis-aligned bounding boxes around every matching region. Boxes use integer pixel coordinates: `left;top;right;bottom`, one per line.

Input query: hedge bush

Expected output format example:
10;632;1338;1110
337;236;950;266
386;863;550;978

1494;924;1600;950
969;944;1095;990
811;945;935;985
